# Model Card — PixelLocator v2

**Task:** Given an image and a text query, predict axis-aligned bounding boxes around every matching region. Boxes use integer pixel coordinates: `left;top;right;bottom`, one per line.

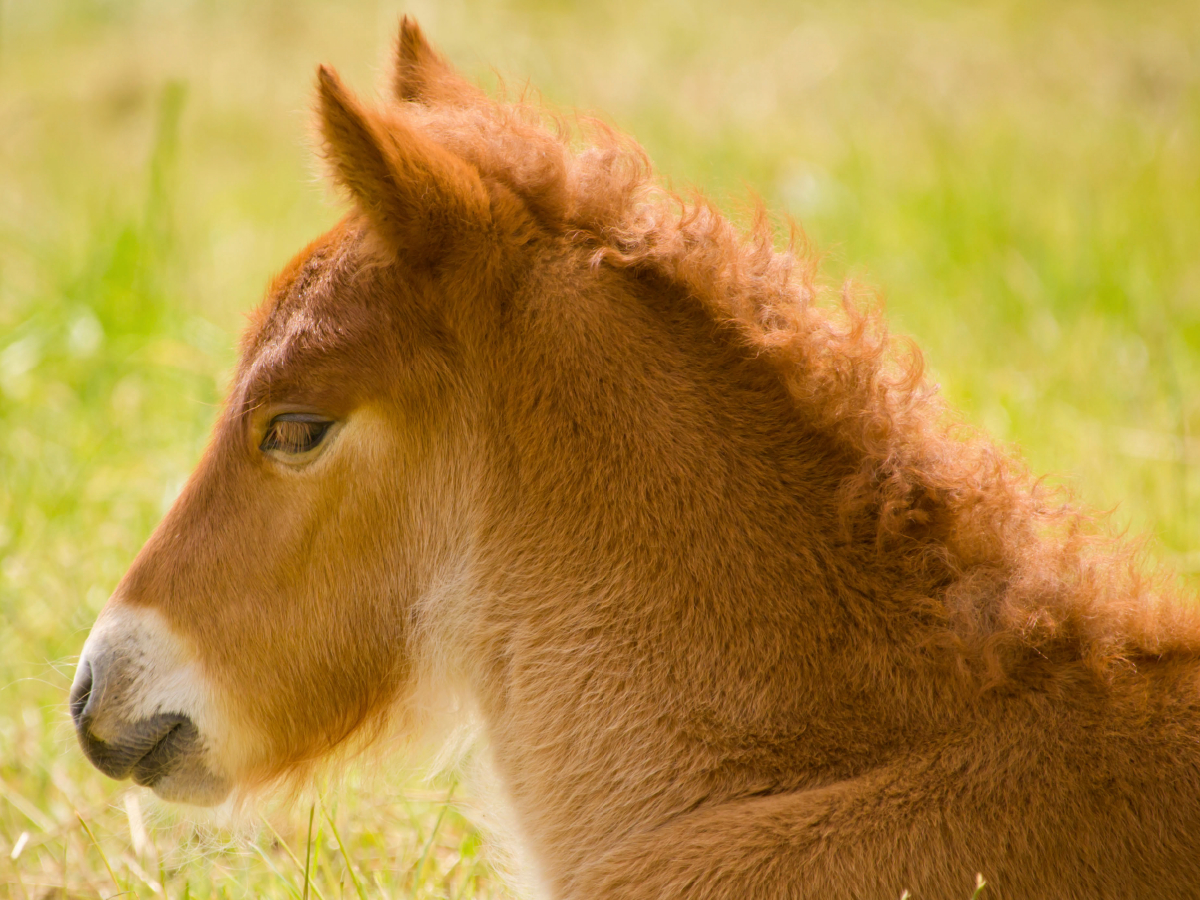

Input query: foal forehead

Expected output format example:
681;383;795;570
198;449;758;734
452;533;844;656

254;223;359;342
248;224;364;350
237;220;380;401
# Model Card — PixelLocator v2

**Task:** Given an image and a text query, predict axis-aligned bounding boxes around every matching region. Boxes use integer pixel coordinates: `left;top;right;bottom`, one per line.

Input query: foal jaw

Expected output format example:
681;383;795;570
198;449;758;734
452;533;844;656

71;605;233;806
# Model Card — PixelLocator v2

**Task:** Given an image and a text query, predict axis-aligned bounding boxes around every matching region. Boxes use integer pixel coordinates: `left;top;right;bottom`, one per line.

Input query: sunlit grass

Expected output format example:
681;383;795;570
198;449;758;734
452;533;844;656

1;0;1197;896
4;776;498;898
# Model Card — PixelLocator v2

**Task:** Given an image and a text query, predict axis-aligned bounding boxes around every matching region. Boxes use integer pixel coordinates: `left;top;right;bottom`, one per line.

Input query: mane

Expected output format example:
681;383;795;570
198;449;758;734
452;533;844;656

386;82;1200;685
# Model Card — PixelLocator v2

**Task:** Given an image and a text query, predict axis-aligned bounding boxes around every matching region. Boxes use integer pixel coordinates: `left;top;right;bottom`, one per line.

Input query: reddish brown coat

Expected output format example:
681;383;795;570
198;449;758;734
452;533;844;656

103;19;1200;899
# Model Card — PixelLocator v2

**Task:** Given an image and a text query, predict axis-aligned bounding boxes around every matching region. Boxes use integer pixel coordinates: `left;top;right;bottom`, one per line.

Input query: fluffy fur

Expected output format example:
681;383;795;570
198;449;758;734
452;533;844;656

109;18;1200;899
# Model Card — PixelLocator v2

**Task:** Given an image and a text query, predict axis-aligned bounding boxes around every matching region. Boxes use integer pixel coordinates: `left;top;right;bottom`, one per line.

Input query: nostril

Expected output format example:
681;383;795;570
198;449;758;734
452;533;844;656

70;658;94;726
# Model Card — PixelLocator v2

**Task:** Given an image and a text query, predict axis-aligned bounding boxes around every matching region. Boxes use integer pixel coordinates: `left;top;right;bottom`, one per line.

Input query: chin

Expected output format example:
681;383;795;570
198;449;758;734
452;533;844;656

142;765;233;807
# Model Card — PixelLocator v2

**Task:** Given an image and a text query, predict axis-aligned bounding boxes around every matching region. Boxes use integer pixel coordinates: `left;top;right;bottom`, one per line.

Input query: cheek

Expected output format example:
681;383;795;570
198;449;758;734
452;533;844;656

194;455;417;766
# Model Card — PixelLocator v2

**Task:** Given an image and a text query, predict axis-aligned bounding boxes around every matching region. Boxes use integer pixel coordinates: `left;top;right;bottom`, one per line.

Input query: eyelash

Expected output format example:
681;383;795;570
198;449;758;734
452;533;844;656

260;414;334;455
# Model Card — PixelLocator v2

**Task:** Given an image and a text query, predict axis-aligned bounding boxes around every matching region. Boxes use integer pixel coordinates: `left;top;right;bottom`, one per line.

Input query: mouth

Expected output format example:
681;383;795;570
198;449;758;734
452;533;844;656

133;718;233;805
75;711;192;780
75;712;231;805
129;718;194;788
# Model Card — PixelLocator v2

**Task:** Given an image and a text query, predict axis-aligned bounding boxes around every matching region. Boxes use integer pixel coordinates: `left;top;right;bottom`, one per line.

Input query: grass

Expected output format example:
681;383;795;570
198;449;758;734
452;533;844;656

1;0;1197;896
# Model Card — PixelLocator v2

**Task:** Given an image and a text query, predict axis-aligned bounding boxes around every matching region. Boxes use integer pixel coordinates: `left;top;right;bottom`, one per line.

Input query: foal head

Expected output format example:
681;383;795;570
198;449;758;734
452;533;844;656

71;22;529;803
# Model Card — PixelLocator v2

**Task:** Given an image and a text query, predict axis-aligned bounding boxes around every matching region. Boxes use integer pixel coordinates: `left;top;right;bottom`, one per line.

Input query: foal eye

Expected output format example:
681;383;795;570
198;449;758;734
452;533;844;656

261;414;334;456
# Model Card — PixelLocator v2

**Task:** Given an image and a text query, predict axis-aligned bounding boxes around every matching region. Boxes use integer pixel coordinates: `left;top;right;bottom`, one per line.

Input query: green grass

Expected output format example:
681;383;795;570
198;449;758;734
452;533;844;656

1;0;1198;896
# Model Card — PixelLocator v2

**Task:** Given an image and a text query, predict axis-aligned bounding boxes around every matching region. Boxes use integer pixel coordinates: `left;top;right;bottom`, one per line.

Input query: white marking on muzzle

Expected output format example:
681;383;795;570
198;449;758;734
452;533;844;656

73;603;239;804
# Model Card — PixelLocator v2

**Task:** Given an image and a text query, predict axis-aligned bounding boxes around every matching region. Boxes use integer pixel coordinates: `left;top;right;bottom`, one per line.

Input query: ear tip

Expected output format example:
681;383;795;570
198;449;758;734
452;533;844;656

315;65;363;140
316;64;347;103
398;15;428;56
394;16;436;103
398;15;442;77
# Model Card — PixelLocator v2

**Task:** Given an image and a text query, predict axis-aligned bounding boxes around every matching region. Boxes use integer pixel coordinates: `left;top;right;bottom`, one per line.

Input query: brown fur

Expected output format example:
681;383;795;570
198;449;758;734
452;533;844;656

107;18;1200;898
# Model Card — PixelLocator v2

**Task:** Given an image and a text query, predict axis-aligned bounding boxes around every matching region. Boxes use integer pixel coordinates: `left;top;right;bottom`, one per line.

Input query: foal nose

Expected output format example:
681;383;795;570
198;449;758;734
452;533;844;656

69;656;96;728
70;652;197;786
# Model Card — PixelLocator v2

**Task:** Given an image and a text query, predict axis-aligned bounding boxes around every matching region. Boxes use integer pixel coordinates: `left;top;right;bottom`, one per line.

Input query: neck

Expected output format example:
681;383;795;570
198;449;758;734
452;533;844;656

441;264;962;891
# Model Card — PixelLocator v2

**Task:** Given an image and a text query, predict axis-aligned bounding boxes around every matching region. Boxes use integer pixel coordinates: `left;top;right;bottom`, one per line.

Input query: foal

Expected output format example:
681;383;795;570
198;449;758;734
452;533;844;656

72;19;1200;899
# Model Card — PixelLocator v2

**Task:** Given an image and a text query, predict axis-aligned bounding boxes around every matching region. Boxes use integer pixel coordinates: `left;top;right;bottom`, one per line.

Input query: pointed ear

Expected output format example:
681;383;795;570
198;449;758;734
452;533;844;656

316;64;490;264
392;16;483;106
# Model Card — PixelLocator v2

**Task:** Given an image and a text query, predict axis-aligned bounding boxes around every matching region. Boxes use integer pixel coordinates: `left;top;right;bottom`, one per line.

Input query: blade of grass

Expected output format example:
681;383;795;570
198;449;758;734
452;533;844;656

0;782;56;832
10;830;29;861
318;830;341;900
452;861;481;900
413;783;456;890
399;796;425;847
123;793;148;859
77;811;122;896
320;802;367;900
309;814;336;897
302;803;315;900
258;810;327;900
12;832;30;900
249;840;302;900
122;853;163;895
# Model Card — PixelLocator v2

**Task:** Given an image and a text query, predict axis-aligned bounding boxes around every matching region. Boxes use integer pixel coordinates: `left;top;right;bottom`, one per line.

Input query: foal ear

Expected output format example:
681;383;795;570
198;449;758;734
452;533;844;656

316;65;490;263
392;16;482;106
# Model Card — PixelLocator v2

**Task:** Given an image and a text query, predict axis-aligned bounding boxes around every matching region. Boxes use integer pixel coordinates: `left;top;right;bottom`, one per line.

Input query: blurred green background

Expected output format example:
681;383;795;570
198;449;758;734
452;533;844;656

1;0;1198;896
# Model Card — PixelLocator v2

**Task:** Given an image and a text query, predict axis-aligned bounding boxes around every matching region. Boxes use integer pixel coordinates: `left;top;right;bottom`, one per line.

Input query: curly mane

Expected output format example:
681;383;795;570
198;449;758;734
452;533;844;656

378;60;1200;685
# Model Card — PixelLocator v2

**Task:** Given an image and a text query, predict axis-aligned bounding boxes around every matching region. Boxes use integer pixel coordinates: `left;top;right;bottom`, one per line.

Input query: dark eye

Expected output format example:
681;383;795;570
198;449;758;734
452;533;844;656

261;413;334;455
